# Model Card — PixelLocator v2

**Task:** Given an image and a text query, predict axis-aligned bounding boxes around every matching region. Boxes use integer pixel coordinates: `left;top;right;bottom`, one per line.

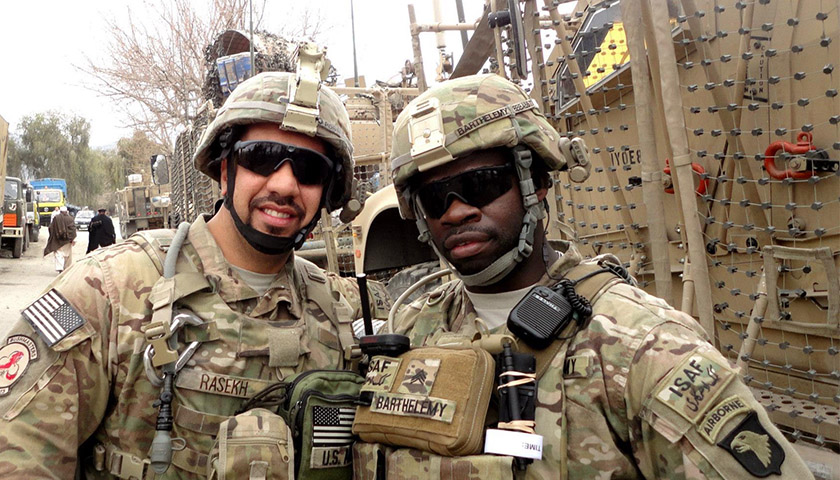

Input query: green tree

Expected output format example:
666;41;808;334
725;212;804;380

12;111;114;207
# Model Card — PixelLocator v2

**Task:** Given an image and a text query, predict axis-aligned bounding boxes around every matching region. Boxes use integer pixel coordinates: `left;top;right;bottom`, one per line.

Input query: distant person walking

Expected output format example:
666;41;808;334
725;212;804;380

87;208;116;254
44;206;76;273
49;206;60;226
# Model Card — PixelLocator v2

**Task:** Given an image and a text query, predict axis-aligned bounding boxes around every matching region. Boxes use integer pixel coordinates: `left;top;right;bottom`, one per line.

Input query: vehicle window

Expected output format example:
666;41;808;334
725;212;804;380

39;190;61;202
77;211;95;220
4;180;19;199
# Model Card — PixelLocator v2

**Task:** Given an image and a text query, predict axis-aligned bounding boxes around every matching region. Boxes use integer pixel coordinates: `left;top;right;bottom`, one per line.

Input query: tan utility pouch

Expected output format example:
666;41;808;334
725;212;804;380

352;442;514;480
352;346;495;456
208;408;295;480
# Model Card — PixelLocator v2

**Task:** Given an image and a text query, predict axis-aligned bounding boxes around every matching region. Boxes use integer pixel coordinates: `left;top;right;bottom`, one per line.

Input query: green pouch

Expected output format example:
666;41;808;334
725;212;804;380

274;370;365;480
207;408;294;480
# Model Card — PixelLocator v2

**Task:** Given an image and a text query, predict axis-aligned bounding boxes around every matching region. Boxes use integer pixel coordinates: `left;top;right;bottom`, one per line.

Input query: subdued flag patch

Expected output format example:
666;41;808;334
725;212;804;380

21;289;85;347
312;405;356;446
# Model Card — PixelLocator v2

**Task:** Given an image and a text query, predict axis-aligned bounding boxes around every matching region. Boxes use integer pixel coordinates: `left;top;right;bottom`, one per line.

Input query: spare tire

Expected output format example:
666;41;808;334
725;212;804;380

386;260;444;305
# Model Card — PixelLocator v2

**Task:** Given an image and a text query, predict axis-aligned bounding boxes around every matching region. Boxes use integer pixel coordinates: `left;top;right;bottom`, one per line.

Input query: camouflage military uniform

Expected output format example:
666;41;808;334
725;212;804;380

0;216;390;479
391;244;814;479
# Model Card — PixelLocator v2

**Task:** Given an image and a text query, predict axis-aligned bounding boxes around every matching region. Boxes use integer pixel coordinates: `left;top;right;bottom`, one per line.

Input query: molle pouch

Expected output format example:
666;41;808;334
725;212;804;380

207;408;294;480
280;370;365;480
386;447;514;479
352;346;495;457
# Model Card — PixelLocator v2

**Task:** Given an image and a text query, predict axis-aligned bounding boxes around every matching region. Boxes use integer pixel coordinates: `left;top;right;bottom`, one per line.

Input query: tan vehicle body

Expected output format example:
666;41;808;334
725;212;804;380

115;184;169;238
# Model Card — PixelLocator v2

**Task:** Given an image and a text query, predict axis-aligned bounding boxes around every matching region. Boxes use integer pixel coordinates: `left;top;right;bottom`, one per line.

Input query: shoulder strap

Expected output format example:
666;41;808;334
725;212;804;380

293;256;360;367
129;227;213;367
127;229;176;276
564;261;626;306
530;260;626;380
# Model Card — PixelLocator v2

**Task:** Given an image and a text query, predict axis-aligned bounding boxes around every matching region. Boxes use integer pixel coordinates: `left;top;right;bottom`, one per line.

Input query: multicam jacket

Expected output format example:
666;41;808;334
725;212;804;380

390;245;813;479
0;216;390;479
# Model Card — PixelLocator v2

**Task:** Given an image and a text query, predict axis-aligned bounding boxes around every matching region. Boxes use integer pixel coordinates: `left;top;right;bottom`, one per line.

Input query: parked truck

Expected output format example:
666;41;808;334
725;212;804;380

23;182;40;242
30;178;67;225
2;177;30;257
0;115;7;213
115;183;170;238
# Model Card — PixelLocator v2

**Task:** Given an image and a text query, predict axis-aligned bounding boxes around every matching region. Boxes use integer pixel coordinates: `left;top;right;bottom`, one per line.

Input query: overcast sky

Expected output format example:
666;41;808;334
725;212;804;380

0;0;495;148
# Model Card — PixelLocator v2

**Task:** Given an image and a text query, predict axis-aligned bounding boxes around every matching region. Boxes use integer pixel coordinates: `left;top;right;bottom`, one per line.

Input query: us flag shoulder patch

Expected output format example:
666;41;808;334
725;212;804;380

22;289;85;347
312;405;356;446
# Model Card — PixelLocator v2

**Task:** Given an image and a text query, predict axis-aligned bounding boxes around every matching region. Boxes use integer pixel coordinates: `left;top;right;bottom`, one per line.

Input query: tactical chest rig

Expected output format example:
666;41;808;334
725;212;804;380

96;224;360;480
351;258;628;480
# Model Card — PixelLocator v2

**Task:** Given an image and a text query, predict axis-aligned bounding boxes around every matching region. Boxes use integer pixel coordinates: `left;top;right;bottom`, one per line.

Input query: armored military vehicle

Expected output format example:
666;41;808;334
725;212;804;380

2;177;29;258
115;181;170;238
350;0;840;464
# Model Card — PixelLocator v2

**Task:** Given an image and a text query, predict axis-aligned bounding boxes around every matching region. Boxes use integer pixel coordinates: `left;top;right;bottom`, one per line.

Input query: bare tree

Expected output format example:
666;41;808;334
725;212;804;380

275;4;331;42
80;0;258;151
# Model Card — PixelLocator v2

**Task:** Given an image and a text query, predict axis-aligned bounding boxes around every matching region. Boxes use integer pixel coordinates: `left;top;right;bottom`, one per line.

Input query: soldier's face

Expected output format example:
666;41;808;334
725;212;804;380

220;123;326;238
415;149;524;275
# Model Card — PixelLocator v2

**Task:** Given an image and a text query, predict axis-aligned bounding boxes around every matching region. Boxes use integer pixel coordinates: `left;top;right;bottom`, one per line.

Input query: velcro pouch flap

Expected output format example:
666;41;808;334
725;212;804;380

207;408;294;480
352;346;495;456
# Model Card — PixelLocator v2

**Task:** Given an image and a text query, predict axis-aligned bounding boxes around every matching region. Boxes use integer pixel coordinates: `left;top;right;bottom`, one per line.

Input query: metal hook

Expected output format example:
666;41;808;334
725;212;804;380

143;310;205;386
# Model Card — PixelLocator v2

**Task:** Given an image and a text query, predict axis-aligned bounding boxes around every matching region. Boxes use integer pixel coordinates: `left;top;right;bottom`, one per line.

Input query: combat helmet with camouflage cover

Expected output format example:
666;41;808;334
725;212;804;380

390;73;590;286
194;70;354;212
193;45;354;254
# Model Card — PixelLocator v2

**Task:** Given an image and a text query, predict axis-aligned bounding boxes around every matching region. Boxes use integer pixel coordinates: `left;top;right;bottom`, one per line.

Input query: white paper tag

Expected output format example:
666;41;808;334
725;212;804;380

483;429;543;460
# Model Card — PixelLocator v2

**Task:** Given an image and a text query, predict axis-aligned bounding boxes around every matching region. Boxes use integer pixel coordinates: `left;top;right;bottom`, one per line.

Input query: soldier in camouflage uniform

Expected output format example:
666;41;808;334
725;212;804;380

360;74;813;479
0;71;390;479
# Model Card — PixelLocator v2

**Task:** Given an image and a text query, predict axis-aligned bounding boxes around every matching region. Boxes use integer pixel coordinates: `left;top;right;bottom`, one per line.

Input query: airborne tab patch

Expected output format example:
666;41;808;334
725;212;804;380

718;411;785;477
698;395;751;443
22;289;85;347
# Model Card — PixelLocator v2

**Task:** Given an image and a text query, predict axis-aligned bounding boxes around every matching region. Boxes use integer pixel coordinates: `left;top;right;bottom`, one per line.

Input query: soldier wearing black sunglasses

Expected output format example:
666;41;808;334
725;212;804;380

357;74;811;479
0;58;392;478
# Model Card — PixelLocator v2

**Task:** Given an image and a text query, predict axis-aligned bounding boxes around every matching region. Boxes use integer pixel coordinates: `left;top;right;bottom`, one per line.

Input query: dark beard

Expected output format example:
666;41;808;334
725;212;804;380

247;193;305;236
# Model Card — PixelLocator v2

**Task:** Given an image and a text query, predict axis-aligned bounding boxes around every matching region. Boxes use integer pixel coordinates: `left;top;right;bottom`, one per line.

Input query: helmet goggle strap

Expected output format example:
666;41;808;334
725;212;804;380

223;155;325;255
412;145;546;287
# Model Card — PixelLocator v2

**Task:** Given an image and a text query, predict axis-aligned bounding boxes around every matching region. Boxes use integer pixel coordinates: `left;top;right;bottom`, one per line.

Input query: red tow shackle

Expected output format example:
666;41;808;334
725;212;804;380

663;159;709;195
764;131;815;180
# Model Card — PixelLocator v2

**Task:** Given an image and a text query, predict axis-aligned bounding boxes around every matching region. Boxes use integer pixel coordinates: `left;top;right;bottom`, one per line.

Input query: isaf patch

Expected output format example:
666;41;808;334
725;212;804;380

22;289;85;347
361;356;401;394
0;336;38;396
655;350;735;422
718;411;785;477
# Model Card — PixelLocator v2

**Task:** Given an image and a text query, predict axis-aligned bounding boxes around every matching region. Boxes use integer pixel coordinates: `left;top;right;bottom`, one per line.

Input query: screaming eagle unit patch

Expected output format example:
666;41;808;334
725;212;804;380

718;411;785;477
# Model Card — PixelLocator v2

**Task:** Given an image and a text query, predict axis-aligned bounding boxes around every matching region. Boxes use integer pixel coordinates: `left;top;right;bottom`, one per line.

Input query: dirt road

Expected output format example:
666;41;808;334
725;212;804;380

0;219;121;337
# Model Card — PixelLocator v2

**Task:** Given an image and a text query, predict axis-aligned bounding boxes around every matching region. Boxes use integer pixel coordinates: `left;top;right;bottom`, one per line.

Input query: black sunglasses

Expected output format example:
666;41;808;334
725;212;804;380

232;140;334;186
415;164;516;219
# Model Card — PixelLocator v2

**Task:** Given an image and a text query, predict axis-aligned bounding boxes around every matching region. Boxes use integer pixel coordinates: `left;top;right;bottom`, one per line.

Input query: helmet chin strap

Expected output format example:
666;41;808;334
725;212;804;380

223;158;321;255
415;146;545;287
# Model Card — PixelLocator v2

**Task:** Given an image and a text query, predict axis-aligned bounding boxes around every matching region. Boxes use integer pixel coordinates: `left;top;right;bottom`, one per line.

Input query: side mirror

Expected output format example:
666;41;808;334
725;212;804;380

150;154;170;185
25;189;32;202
